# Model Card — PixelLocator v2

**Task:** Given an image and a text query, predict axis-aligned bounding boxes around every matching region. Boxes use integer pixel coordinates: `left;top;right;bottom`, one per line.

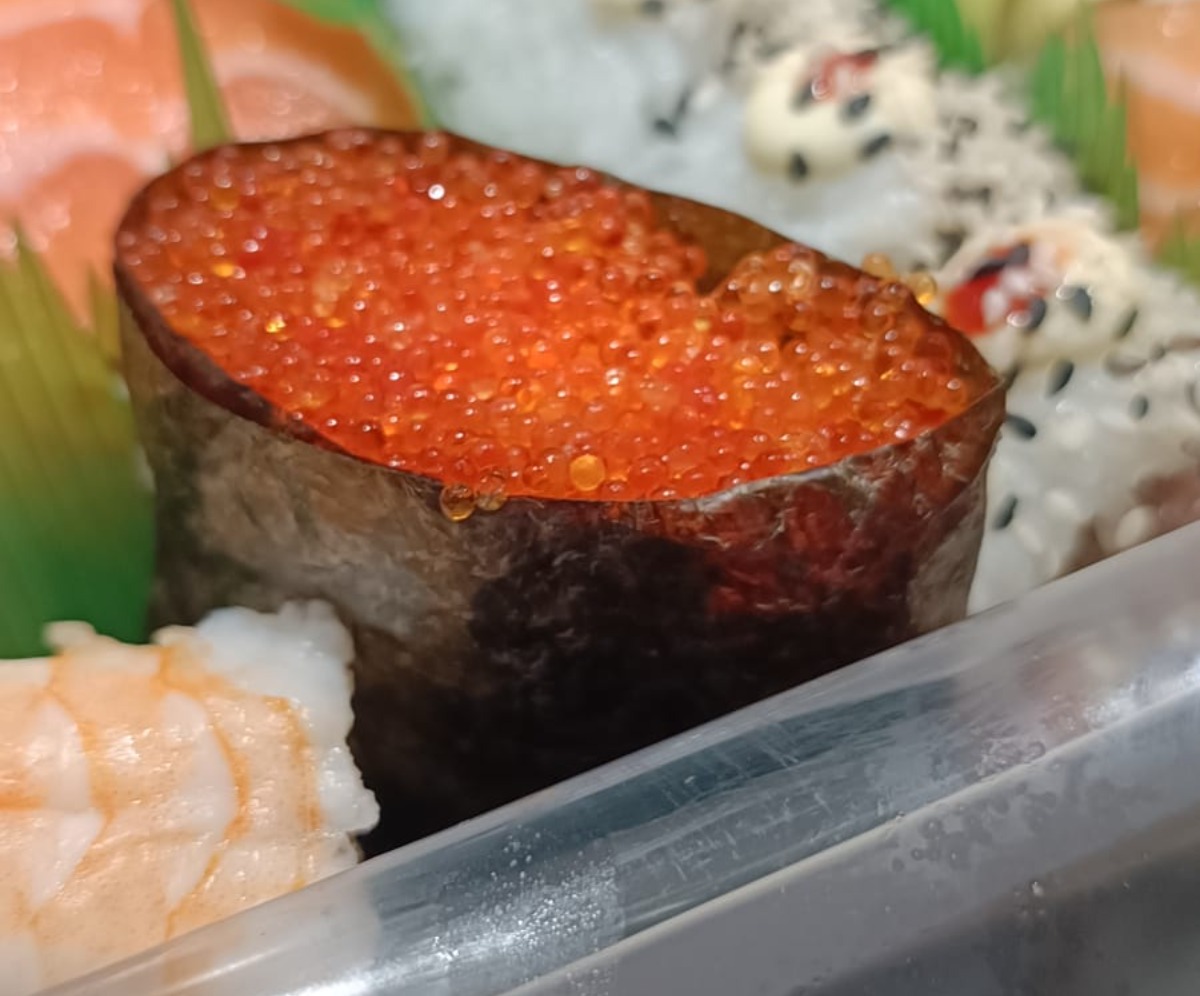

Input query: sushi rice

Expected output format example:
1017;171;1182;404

387;0;1200;611
0;601;377;996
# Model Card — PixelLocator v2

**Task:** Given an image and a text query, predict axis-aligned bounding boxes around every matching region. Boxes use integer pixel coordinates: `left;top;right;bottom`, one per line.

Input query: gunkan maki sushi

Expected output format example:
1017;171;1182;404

114;128;1002;847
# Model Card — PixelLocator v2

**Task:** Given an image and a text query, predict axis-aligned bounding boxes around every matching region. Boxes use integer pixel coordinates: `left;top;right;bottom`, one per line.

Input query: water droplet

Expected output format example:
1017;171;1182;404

904;270;938;306
476;472;508;512
862;252;897;280
440;484;476;522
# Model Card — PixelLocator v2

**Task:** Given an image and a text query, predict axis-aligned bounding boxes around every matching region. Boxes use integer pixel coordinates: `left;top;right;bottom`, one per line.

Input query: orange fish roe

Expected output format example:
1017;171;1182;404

117;130;989;503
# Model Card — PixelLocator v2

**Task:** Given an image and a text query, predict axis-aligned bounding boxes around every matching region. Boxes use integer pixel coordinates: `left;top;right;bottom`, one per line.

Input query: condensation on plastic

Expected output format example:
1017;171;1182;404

45;522;1200;996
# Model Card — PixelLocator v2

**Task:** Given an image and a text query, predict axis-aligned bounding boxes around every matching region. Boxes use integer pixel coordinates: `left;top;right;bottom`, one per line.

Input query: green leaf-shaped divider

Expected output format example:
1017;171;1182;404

280;0;380;23
884;0;987;74
171;0;232;149
280;0;436;127
281;0;436;126
1160;217;1200;287
1028;16;1140;231
0;235;152;656
87;269;121;368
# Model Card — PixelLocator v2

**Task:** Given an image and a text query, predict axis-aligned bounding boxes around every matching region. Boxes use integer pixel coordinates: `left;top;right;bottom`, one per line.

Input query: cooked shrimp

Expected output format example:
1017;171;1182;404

0;601;377;996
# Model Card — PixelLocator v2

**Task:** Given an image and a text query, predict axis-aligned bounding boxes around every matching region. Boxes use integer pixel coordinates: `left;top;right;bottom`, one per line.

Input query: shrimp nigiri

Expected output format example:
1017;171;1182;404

0;601;377;996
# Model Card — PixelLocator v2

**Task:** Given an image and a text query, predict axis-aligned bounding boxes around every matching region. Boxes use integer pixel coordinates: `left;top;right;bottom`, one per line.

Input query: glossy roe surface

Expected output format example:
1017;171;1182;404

117;130;991;502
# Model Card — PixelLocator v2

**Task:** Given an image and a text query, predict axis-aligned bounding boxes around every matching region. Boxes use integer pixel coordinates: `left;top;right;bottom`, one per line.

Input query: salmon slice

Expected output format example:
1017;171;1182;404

1094;1;1200;245
0;0;420;318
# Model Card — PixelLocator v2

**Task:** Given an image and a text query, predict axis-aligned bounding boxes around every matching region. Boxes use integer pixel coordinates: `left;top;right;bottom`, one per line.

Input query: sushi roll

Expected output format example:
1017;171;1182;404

743;42;938;183
0;600;377;996
935;215;1200;610
955;0;1107;62
938;213;1138;369
912;70;1091;266
113;129;1002;847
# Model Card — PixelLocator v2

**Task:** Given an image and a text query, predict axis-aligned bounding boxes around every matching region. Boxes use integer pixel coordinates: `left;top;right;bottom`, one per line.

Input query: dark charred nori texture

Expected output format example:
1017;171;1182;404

116;130;1005;852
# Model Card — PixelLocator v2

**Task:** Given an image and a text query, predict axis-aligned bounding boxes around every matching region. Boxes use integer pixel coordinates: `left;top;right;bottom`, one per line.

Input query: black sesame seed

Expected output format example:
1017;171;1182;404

1188;380;1200;418
1047;359;1075;396
1130;394;1150;420
969;257;1008;281
860;133;893;160
1005;414;1038;440
1007;242;1032;267
938;230;967;261
843;93;872;120
1016;296;1048;333
1061;285;1094;321
1002;364;1024;391
788;152;810;181
1115;306;1139;340
992;494;1019;531
720;21;749;72
653;88;692;136
948;185;994;206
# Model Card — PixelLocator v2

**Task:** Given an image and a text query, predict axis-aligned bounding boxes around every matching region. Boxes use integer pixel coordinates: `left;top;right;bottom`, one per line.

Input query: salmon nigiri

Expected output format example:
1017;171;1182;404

0;0;422;320
0;600;378;996
1094;0;1200;246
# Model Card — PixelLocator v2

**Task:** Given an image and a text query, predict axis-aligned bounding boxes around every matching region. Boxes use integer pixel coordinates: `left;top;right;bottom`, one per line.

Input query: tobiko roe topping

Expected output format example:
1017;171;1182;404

117;130;990;503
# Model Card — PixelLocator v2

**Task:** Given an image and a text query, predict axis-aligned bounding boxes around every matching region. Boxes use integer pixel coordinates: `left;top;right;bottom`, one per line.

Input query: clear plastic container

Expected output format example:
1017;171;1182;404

48;523;1200;996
